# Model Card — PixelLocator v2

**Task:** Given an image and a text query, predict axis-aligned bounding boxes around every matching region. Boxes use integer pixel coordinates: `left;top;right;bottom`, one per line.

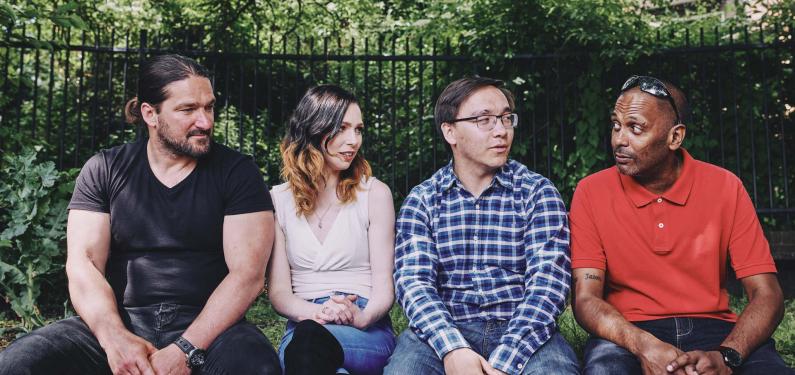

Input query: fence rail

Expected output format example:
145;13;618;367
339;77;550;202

1;24;793;227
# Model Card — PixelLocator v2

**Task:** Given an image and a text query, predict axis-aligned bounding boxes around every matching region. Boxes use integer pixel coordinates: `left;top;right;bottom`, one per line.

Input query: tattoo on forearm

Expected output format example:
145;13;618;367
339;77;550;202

584;273;602;281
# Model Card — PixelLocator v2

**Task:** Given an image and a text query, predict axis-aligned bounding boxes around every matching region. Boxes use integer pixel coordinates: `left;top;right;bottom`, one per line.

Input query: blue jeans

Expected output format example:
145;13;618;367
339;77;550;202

278;296;396;375
383;321;580;375
583;317;794;375
0;303;280;375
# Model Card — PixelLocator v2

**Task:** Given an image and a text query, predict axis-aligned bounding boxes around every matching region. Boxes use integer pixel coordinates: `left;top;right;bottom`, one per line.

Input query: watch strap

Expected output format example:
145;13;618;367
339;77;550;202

174;336;196;355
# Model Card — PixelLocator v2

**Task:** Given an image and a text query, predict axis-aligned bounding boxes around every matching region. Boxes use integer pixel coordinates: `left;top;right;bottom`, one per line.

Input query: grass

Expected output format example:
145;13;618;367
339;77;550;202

3;296;794;368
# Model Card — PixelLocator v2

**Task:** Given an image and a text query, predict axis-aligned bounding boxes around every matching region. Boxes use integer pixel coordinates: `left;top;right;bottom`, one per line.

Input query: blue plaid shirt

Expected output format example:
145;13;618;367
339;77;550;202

394;160;571;373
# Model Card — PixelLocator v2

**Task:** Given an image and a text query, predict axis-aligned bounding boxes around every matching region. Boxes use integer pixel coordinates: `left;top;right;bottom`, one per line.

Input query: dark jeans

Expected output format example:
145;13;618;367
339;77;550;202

0;303;280;375
583;317;794;375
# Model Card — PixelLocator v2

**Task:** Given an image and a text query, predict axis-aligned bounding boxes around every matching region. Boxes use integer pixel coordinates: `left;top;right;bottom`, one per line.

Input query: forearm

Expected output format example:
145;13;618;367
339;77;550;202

269;289;326;322
721;291;784;357
574;295;656;355
397;276;469;357
360;281;394;327
66;259;129;346
489;249;570;371
180;271;263;349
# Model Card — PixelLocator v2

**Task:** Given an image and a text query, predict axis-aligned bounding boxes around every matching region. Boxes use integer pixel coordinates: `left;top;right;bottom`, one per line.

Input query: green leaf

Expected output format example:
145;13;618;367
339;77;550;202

0;261;26;285
50;14;72;28
54;2;80;15
68;14;88;30
0;3;16;26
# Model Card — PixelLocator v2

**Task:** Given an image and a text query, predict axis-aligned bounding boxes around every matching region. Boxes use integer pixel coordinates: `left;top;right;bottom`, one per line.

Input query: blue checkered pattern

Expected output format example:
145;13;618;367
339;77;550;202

394;160;571;374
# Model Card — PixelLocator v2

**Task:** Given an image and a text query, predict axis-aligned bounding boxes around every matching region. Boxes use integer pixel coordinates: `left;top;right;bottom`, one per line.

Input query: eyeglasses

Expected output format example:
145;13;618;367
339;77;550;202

621;75;680;125
448;113;518;131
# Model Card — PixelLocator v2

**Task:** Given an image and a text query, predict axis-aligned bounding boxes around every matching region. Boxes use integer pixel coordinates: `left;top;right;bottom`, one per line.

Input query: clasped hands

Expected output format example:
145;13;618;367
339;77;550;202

638;338;732;375
103;330;190;375
312;294;369;329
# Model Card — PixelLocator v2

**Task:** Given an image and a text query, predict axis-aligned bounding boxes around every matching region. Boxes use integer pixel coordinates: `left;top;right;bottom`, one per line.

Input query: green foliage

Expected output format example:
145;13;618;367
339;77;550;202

0;1;87;48
0;147;76;332
775;299;795;366
246;294;287;346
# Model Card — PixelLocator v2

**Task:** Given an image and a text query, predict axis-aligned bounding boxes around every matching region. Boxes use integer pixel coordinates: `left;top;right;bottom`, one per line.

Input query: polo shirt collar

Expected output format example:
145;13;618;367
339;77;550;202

440;160;513;192
618;149;695;207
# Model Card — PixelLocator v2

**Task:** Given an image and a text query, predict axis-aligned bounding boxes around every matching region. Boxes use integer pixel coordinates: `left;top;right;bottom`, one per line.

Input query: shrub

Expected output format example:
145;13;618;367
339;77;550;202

0;147;76;332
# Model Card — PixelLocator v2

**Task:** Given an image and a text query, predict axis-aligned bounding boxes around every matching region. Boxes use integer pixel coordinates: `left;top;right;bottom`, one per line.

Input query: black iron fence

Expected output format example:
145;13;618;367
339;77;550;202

1;24;793;227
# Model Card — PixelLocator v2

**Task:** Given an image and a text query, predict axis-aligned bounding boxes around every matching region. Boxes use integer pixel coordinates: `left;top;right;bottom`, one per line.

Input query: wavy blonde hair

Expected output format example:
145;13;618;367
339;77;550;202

280;85;372;216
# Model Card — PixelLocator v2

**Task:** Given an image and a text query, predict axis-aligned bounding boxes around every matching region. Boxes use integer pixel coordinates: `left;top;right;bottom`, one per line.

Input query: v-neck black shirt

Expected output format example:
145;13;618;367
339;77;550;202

68;140;273;307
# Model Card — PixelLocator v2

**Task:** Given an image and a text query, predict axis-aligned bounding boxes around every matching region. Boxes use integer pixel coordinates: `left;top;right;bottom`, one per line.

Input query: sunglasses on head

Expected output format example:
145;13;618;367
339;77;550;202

621;75;681;125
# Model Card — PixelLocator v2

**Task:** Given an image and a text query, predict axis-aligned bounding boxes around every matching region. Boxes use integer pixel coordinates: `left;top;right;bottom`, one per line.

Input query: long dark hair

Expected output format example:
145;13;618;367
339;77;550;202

124;54;210;126
280;85;372;216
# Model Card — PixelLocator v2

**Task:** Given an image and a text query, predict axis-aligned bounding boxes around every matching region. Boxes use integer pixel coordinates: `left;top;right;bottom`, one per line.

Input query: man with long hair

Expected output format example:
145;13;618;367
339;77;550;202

0;54;281;374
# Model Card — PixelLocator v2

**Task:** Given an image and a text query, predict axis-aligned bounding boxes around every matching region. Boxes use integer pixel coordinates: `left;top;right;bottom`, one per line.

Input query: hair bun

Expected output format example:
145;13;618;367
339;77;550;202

124;97;141;125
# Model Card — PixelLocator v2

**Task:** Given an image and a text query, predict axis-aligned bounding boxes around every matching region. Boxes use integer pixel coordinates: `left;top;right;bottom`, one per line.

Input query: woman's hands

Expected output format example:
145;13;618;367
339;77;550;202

311;295;371;329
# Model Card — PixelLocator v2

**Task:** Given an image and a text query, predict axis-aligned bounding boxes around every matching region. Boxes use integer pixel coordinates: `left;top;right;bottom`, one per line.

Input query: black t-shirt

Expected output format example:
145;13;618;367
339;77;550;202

68;140;273;307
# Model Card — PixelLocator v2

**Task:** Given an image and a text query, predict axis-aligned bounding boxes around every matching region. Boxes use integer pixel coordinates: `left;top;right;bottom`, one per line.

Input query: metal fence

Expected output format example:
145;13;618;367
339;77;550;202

1;24;793;226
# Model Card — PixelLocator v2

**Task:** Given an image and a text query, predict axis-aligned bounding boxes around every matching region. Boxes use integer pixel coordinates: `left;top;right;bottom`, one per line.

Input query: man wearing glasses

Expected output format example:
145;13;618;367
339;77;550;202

571;76;792;374
385;77;579;375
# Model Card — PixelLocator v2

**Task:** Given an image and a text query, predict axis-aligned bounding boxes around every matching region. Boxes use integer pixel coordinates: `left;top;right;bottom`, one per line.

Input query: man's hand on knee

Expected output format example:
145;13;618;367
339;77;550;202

443;347;491;375
666;350;731;375
477;356;508;375
103;330;156;375
149;344;191;375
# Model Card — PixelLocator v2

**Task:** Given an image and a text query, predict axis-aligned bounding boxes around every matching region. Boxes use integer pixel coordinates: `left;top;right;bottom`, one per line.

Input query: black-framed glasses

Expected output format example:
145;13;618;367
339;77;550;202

449;113;518;131
621;75;680;125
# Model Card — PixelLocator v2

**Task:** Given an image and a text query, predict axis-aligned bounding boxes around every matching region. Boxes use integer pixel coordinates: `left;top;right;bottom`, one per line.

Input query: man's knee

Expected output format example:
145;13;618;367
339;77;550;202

0;317;107;375
383;329;444;375
739;339;795;375
583;337;641;375
201;321;280;374
521;332;579;375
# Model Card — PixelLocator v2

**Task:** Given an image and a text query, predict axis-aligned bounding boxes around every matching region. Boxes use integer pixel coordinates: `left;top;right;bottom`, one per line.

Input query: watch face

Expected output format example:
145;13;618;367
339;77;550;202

189;350;206;368
721;348;742;368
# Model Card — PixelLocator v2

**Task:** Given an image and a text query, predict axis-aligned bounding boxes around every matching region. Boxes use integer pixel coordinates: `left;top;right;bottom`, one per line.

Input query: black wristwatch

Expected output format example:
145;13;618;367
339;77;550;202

717;345;743;369
174;336;207;369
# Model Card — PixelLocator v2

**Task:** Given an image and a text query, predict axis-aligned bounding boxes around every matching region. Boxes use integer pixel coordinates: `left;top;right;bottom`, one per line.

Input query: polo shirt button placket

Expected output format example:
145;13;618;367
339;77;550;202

658;223;664;229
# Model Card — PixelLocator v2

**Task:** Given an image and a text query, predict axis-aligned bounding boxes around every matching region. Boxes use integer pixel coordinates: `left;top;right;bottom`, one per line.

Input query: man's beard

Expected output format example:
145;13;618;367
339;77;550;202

156;117;212;158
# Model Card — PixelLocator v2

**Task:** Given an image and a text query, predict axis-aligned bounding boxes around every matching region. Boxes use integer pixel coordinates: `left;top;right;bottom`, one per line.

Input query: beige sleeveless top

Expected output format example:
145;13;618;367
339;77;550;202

270;178;374;299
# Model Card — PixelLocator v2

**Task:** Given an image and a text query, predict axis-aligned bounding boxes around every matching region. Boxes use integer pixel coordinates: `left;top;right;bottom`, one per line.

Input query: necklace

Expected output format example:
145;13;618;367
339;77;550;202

314;203;335;229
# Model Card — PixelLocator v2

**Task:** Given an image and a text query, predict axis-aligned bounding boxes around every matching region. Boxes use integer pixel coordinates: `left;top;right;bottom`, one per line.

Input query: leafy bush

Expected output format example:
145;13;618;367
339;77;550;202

0;147;76;332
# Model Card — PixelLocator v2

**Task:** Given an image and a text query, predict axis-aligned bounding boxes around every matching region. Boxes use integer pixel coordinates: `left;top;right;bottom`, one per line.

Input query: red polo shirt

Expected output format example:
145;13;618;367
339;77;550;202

570;149;776;322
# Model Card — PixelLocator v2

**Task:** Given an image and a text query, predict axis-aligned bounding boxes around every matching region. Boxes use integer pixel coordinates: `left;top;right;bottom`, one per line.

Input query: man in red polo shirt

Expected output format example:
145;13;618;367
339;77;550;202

570;76;793;375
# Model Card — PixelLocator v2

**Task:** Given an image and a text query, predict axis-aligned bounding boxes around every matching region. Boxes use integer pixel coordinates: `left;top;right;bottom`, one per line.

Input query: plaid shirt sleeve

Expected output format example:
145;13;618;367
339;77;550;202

394;190;471;359
488;178;572;373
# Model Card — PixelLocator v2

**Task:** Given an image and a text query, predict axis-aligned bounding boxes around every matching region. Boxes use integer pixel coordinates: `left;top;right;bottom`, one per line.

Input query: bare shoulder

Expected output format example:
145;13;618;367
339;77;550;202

367;178;395;212
368;178;392;197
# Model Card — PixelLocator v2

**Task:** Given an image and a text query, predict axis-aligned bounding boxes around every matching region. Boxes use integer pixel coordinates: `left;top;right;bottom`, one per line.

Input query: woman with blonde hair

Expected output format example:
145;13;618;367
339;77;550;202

268;84;396;374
